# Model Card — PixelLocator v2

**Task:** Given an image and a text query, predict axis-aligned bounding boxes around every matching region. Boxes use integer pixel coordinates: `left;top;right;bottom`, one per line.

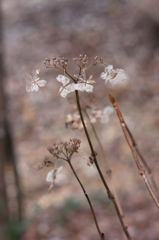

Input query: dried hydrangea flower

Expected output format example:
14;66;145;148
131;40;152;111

25;69;47;92
34;156;55;170
76;75;95;93
57;75;76;98
89;106;114;124
57;74;95;98
100;65;126;85
65;113;84;131
46;166;63;192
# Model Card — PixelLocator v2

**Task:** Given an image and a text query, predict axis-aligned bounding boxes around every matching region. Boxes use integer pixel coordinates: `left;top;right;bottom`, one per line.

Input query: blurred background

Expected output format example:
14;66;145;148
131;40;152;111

0;0;159;239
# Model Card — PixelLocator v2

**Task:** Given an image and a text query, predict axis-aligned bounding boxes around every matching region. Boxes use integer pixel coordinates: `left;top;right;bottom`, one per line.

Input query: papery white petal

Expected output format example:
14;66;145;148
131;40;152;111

26;82;35;92
46;170;54;182
105;65;113;72
75;83;85;91
85;84;93;93
58;87;69;98
36;69;40;75
66;83;76;93
100;72;107;80
57;166;63;173
32;83;39;92
25;73;33;82
87;79;96;84
37;80;47;87
56;75;70;85
89;75;93;80
32;69;40;81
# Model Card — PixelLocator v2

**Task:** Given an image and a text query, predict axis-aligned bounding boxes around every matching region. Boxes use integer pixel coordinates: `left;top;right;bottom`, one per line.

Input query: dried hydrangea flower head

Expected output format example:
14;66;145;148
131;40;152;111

89;106;114;124
65;113;84;131
25;69;47;92
44;56;68;70
44;55;104;98
48;138;81;161
100;65;126;85
46;166;63;192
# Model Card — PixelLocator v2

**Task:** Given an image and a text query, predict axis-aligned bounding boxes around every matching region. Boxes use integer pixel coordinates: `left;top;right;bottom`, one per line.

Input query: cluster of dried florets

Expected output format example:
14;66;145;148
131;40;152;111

48;138;81;161
36;139;81;192
65;113;84;131
44;56;68;70
57;73;95;98
25;55;126;95
89;106;114;124
100;65;126;85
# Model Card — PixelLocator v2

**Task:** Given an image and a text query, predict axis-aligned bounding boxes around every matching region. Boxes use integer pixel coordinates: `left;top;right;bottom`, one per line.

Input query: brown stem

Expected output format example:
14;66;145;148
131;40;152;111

109;94;159;210
75;90;132;240
68;161;105;240
125;125;159;197
83;109;124;217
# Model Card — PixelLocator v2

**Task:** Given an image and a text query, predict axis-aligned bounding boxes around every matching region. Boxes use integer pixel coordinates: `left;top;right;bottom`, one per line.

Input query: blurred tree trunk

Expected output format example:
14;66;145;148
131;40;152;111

0;1;22;224
0;1;9;225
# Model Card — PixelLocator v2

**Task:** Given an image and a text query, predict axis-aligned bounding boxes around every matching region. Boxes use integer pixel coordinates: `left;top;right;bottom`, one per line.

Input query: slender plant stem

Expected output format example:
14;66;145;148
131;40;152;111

68;161;105;240
125;125;159;197
75;90;132;240
109;94;159;210
83;109;124;217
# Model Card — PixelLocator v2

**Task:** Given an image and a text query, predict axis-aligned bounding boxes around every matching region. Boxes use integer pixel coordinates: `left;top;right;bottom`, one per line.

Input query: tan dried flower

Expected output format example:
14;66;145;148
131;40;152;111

100;65;126;85
25;69;47;92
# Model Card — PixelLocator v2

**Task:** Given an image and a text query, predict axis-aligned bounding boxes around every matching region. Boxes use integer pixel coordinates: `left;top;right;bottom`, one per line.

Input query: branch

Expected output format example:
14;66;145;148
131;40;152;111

75;90;132;240
125;125;159;197
68;161;105;240
83;108;124;217
109;94;159;210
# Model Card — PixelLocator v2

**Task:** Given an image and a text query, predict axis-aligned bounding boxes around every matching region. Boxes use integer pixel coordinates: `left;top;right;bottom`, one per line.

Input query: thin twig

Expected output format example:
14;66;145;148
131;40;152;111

68;161;105;240
83;108;124;217
109;94;159;210
125;125;159;197
75;90;132;240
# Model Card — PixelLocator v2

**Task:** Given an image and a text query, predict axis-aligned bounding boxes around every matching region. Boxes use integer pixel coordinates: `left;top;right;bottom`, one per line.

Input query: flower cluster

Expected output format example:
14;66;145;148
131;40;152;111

100;65;126;85
25;69;47;92
25;56;126;96
57;74;95;98
89;106;114;124
48;139;81;161
65;113;84;131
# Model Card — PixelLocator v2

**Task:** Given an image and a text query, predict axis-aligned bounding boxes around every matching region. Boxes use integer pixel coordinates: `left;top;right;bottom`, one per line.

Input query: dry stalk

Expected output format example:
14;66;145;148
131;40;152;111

83;108;124;218
75;90;132;240
125;125;159;198
109;94;159;210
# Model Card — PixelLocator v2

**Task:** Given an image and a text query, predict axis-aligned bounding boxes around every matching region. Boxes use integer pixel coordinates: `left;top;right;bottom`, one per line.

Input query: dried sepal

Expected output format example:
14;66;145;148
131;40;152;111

100;65;126;85
25;69;47;92
46;166;63;193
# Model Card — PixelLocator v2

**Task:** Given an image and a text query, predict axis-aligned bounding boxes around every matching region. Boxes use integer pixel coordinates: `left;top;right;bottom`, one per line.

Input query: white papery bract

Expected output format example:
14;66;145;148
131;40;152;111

46;166;63;192
25;69;47;92
56;74;95;98
56;75;70;86
100;65;126;85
